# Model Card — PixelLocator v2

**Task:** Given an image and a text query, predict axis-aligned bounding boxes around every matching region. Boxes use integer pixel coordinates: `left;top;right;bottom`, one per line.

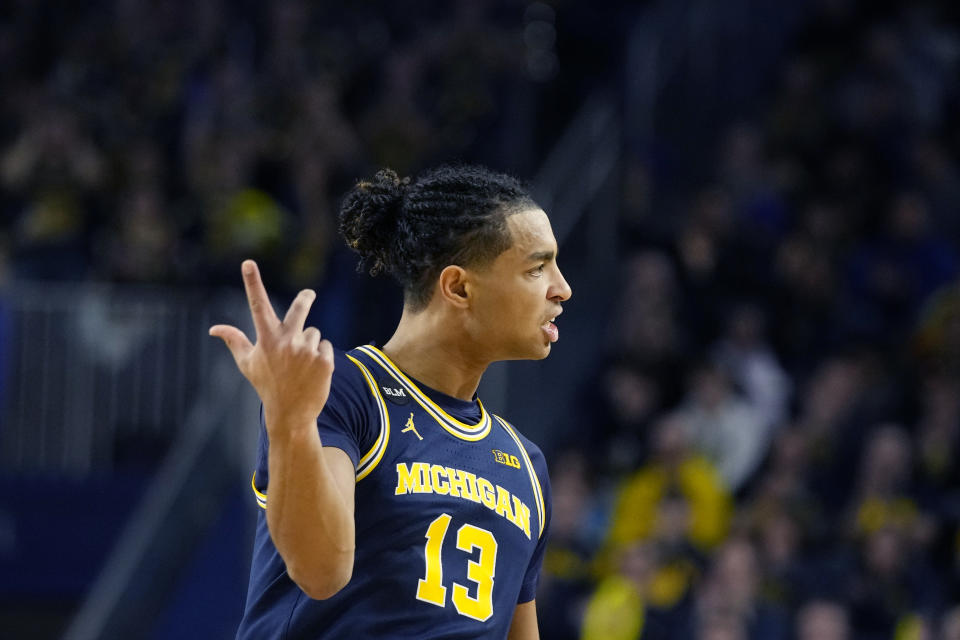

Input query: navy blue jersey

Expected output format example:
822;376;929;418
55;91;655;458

237;345;552;639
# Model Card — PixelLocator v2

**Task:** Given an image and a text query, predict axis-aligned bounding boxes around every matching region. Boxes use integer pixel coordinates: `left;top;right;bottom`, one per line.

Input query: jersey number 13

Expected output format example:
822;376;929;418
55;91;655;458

416;513;498;622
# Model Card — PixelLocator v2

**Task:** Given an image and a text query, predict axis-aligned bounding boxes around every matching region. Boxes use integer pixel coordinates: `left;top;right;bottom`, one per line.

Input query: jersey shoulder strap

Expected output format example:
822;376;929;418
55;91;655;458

344;347;391;481
492;415;546;539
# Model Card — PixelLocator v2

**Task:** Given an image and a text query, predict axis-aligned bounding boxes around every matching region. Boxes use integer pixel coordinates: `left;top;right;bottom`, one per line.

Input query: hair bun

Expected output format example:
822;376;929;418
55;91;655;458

339;168;410;276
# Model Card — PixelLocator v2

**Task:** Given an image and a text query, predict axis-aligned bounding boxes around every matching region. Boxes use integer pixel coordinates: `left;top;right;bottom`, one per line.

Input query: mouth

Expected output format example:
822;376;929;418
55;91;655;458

541;311;561;343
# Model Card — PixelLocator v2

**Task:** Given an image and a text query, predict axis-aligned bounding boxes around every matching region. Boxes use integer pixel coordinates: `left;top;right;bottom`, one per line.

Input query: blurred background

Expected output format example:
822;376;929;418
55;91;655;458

2;0;960;638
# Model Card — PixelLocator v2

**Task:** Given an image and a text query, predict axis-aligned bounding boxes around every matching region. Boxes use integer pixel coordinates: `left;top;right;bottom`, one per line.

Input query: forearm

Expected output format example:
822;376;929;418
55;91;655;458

265;413;355;599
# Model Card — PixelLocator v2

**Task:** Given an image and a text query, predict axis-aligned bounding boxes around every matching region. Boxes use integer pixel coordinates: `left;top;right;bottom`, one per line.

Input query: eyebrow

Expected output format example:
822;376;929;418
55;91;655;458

527;250;555;262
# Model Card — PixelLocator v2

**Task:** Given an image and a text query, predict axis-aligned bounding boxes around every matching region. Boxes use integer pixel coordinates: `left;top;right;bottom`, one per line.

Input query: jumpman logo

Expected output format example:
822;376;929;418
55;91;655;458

401;413;422;440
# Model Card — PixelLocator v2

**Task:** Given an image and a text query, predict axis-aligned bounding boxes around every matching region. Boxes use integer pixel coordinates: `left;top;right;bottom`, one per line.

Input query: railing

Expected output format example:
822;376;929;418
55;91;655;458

0;280;262;637
1;282;254;476
62;351;259;640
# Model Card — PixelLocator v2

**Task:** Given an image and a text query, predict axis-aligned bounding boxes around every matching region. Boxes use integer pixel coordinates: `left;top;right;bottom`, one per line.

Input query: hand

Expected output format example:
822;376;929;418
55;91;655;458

209;260;334;430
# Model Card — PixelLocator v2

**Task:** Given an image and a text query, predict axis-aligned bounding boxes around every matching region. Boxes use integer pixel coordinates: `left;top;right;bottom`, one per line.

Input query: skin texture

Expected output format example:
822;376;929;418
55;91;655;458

508;600;540;640
210;207;571;638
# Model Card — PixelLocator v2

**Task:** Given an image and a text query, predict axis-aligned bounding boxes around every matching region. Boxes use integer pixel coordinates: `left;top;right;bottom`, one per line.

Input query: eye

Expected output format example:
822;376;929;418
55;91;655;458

528;264;545;277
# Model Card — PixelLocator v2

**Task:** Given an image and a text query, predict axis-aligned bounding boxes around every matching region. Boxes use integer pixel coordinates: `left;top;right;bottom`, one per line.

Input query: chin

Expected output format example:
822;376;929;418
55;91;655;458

502;345;551;362
502;335;554;361
533;343;553;360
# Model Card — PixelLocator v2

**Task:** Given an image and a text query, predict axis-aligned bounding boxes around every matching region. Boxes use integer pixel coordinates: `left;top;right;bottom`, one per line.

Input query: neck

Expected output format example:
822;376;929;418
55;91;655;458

380;305;488;401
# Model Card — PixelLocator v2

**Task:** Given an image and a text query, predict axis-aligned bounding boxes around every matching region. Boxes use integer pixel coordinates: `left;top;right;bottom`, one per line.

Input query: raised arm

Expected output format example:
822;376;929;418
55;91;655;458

210;260;356;599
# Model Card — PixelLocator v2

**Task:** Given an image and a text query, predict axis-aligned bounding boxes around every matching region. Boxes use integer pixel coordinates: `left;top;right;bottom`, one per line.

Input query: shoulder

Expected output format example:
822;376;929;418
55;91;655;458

514;428;548;474
319;346;384;430
331;347;371;386
496;415;551;493
326;346;386;404
313;346;389;467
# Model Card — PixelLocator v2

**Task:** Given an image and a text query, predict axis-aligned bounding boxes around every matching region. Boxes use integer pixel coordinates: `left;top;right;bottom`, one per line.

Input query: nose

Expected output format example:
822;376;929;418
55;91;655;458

550;265;572;302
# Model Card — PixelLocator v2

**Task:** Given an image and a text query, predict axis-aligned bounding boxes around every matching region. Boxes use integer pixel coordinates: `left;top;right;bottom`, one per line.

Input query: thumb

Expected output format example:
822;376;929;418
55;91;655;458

209;324;254;364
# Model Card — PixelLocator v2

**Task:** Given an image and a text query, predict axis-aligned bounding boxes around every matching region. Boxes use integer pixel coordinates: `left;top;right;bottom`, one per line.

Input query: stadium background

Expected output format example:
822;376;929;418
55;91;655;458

2;0;960;638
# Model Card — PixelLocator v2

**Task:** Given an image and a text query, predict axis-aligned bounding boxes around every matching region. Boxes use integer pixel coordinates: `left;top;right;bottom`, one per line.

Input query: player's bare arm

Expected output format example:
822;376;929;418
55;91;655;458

210;259;356;599
507;601;540;640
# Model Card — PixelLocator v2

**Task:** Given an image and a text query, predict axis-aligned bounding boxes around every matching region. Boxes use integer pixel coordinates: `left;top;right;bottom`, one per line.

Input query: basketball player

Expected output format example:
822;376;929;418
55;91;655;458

211;165;572;639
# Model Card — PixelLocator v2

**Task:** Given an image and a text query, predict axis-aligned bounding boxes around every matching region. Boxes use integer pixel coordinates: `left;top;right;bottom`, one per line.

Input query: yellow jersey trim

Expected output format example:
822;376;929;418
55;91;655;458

251;471;267;510
346;354;391;481
494;416;546;539
356;345;492;442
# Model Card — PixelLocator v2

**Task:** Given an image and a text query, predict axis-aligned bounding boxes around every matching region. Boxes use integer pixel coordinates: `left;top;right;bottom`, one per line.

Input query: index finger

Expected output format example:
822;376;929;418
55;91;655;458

241;260;280;338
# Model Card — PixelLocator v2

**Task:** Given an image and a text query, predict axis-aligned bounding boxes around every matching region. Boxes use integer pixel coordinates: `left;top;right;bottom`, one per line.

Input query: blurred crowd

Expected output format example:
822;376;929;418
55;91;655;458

0;0;606;298
541;2;960;640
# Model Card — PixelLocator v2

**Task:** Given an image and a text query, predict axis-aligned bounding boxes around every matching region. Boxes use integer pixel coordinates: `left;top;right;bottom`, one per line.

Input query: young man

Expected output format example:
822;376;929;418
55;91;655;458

212;166;572;639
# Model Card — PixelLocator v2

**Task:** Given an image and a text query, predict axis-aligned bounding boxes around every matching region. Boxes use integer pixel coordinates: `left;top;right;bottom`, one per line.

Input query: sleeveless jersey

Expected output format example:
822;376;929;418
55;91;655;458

236;345;552;640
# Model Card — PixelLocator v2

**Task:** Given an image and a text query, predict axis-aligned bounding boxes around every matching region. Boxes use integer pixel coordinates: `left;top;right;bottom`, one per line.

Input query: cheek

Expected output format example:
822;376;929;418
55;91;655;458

513;296;544;334
475;277;542;331
496;298;527;328
476;290;513;328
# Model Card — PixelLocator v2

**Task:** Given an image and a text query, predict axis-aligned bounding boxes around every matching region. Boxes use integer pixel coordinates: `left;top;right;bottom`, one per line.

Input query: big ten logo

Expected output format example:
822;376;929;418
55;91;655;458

492;449;521;469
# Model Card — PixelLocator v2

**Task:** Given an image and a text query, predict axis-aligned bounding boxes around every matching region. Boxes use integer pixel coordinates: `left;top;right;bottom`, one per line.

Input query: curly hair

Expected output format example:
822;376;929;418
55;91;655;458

339;164;538;310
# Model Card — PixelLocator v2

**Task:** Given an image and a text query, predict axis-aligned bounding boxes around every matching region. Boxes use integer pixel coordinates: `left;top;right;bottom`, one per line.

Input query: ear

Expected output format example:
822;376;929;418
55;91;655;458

437;265;470;308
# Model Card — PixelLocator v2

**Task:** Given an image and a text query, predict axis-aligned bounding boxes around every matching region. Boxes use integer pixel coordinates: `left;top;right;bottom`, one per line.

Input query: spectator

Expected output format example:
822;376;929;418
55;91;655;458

847;424;932;547
580;541;653;640
674;361;769;493
591;357;664;477
795;599;851;640
843;193;958;343
843;526;942;640
691;537;789;640
941;605;960;640
711;302;792;432
606;413;732;554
